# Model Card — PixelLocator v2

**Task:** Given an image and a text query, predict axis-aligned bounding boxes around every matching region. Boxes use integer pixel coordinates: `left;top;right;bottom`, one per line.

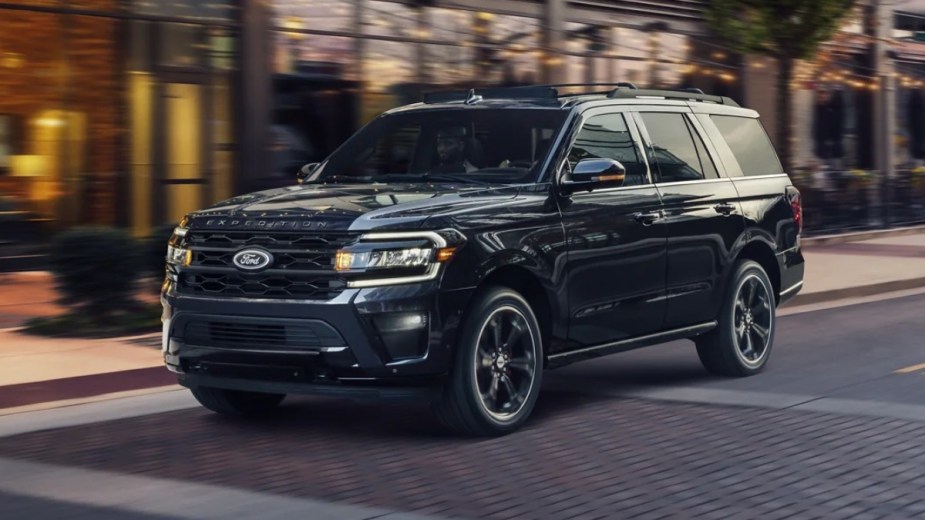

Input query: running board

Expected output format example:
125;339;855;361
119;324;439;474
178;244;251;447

547;321;717;368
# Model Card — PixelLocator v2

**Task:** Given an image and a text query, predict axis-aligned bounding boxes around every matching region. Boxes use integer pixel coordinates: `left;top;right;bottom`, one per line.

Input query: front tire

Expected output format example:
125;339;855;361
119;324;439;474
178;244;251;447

434;287;543;436
190;387;285;417
696;260;776;377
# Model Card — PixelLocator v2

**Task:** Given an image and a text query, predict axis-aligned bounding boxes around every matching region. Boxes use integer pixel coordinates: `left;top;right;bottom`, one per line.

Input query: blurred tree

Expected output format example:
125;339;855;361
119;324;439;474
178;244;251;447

706;0;857;171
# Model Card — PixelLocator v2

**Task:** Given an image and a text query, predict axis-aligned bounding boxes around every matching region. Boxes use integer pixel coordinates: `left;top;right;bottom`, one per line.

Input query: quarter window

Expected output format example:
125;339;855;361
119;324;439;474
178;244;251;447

639;112;717;182
568;113;648;186
711;115;783;176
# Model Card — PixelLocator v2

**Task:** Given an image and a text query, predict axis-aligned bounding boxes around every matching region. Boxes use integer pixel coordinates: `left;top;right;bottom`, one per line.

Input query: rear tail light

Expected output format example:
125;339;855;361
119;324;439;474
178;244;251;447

786;186;802;234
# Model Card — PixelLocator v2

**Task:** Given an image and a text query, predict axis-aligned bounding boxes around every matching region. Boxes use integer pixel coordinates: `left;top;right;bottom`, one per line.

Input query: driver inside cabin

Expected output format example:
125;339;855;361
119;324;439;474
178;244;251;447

433;126;479;173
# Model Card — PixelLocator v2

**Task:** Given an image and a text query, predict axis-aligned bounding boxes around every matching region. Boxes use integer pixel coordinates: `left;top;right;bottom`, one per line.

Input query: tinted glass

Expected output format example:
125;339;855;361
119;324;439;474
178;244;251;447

689;119;719;178
640;112;711;182
711;115;783;176
568;113;648;185
313;109;567;184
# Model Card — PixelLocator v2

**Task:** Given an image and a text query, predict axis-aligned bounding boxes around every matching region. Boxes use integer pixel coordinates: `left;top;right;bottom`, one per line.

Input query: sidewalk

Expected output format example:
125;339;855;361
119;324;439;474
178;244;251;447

796;230;925;305
1;230;924;412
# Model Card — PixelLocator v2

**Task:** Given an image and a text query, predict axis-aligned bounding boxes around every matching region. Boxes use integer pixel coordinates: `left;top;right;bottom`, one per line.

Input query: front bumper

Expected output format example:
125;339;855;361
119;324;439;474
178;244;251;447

162;281;473;401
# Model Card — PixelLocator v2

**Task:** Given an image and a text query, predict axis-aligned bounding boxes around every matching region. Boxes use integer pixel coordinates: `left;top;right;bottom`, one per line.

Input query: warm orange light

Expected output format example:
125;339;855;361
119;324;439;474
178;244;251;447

335;251;354;271
435;247;457;263
183;249;193;267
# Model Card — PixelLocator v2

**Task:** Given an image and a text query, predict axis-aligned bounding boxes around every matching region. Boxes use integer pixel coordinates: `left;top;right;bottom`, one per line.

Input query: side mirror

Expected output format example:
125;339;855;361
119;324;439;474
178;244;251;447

296;162;320;184
561;158;626;192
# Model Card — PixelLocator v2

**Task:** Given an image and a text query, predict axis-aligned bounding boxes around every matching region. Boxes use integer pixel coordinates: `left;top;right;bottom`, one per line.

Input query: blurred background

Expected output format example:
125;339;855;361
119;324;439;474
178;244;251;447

2;0;925;272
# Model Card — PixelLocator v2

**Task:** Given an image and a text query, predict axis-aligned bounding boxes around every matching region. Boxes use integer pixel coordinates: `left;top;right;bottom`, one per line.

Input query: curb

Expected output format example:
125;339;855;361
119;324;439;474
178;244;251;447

802;224;925;246
787;276;925;307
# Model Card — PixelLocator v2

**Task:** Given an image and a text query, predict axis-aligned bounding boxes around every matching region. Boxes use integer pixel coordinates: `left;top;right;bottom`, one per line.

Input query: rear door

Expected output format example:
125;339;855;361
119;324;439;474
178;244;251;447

632;108;746;329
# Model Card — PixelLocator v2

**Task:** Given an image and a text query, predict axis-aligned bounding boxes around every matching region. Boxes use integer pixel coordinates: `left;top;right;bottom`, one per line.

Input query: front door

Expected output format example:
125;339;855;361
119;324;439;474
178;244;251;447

558;110;667;350
632;109;746;328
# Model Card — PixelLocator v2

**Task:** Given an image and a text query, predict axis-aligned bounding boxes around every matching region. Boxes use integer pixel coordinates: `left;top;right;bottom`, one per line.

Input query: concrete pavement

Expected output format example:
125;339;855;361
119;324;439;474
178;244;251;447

794;230;925;305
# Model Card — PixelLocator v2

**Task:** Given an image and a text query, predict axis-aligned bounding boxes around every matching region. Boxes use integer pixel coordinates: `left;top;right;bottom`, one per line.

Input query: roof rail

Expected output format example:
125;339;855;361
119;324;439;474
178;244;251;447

607;87;740;107
422;86;559;104
519;82;639;92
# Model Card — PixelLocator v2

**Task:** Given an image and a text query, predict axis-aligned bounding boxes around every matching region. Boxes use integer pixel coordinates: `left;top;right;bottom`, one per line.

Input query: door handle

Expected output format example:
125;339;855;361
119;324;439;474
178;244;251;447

633;211;661;226
713;203;736;216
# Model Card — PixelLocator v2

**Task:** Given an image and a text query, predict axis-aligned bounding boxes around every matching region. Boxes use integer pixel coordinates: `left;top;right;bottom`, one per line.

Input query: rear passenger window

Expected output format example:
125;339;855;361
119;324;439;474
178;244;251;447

568;113;648;185
639;112;718;182
711;115;783;176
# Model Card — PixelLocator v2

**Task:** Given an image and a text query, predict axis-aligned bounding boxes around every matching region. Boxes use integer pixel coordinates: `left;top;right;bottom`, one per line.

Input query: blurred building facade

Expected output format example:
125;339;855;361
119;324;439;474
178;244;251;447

0;0;732;241
0;0;243;242
1;0;925;246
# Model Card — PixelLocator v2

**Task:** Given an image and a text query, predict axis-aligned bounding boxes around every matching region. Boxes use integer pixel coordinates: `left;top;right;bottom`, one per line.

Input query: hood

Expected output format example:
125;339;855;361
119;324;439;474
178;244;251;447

187;183;522;232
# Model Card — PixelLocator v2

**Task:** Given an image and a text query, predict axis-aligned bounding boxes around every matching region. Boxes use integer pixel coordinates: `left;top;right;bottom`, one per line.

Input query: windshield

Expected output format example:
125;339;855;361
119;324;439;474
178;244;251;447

310;108;567;185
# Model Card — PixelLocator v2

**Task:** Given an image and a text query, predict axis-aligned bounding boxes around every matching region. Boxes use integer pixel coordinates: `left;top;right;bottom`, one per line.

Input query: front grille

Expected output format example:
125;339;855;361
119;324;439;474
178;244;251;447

181;272;347;299
184;318;344;351
179;230;356;299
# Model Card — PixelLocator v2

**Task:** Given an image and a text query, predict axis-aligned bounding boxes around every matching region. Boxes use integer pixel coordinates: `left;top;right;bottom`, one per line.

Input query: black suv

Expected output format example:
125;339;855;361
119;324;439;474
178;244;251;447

162;85;804;436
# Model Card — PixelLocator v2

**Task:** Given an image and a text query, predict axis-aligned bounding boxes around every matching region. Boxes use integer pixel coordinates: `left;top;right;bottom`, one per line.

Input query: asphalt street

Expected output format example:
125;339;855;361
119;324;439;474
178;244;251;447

1;293;924;519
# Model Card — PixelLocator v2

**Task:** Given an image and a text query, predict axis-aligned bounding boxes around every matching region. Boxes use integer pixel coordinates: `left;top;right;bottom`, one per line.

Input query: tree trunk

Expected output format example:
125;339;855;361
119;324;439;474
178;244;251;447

776;55;794;172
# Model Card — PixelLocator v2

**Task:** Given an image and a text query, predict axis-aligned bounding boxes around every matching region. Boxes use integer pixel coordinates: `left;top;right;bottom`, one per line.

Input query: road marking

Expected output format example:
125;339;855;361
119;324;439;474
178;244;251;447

895;362;925;374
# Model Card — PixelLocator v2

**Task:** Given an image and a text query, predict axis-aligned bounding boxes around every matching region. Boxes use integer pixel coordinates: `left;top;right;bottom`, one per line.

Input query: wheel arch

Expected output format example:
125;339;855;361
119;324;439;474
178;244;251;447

473;263;556;367
735;239;781;304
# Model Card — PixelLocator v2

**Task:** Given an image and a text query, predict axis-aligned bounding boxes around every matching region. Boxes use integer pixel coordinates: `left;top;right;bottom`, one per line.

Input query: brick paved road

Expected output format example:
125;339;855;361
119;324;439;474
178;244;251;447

2;391;924;519
3;293;925;519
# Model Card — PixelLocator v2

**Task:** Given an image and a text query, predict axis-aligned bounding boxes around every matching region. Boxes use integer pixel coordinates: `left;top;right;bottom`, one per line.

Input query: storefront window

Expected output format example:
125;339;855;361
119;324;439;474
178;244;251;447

68;14;121;225
0;9;65;223
210;28;237;206
160;23;207;69
274;0;352;32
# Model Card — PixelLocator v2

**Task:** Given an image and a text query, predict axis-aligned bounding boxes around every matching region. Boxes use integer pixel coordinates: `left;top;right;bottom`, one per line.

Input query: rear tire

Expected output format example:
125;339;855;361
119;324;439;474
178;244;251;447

190;387;285;417
433;287;543;436
696;260;776;377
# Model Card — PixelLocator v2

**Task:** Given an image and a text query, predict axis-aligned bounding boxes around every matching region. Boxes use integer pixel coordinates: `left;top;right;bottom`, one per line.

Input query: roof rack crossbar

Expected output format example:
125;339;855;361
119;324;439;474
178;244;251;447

607;87;740;107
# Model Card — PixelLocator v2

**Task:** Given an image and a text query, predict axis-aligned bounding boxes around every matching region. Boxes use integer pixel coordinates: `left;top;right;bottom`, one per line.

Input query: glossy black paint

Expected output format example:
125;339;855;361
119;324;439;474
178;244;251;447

558;185;667;349
656;178;746;328
162;95;804;397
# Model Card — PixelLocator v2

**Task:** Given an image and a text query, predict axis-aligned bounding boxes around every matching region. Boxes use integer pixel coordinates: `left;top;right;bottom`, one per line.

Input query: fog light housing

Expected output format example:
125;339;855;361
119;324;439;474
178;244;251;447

372;312;428;333
371;312;428;360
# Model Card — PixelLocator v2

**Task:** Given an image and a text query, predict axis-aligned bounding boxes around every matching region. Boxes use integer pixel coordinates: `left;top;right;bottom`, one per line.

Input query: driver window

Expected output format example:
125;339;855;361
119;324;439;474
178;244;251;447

568;114;648;186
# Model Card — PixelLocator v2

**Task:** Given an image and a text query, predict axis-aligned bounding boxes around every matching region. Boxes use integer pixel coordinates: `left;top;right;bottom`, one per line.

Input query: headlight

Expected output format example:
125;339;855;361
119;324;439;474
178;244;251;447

166;216;192;267
335;231;463;288
336;247;434;271
166;245;192;266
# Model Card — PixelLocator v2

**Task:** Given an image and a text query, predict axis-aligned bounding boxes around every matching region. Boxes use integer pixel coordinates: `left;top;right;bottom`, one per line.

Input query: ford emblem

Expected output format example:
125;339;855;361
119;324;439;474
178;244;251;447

232;249;273;271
